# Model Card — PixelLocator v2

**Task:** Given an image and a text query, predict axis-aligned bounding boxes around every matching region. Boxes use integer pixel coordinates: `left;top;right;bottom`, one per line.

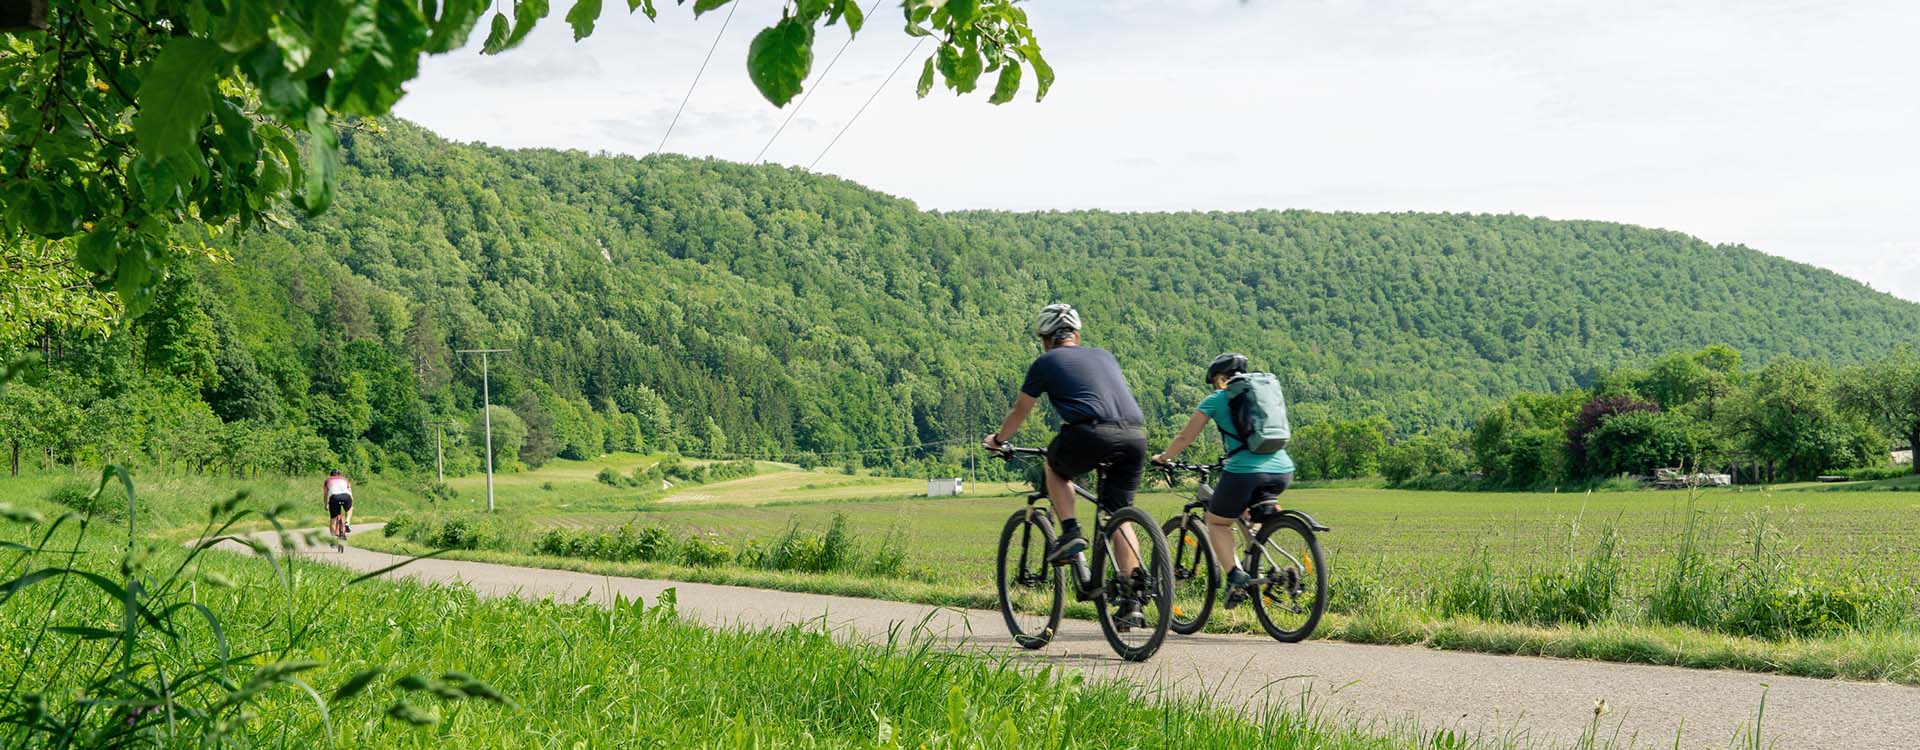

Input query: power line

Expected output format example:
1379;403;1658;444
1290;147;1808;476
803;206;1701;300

656;0;743;155
754;32;855;164
809;37;925;171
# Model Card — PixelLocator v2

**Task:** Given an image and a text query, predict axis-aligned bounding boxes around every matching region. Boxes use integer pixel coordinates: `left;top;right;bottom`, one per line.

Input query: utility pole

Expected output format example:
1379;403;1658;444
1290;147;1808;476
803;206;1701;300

456;349;509;512
425;418;454;484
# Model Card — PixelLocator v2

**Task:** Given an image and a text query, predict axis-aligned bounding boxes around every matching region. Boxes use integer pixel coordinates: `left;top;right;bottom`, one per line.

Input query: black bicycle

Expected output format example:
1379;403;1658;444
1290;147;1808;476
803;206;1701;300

989;443;1175;662
1154;459;1330;642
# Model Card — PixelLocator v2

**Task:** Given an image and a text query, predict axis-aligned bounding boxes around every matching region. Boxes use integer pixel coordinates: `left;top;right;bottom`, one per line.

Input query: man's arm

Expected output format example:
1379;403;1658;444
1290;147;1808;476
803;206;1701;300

985;392;1040;449
1152;411;1213;463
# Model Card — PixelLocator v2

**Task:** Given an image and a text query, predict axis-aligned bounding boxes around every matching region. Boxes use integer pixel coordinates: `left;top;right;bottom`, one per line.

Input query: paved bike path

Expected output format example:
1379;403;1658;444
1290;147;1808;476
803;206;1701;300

240;528;1920;749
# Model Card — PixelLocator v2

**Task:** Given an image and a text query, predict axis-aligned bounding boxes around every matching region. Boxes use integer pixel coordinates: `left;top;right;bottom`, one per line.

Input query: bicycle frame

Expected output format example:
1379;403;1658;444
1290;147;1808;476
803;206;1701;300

999;445;1144;603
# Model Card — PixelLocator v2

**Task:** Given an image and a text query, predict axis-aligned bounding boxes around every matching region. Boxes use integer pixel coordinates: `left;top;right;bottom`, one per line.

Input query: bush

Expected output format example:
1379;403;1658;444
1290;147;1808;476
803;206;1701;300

595;467;624;486
425;517;495;550
680;534;733;567
421;481;457;504
384;514;417;538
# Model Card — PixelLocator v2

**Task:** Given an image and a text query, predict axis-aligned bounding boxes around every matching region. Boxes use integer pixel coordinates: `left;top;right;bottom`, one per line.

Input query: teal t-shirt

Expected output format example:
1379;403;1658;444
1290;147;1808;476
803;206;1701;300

1198;389;1296;475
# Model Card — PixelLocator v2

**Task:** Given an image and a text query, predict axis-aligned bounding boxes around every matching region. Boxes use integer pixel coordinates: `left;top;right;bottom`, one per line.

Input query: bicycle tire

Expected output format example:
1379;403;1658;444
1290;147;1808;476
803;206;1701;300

1093;506;1174;661
995;508;1064;649
1162;514;1217;635
1247;515;1327;643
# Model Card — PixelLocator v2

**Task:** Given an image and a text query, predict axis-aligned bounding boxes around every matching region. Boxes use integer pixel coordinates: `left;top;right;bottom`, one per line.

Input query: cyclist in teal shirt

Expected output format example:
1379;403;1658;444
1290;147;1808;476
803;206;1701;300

1152;353;1295;608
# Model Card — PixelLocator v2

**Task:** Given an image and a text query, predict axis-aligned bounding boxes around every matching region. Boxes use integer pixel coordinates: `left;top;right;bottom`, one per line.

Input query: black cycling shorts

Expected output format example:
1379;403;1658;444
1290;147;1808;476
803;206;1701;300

1208;471;1293;520
328;493;353;518
1046;422;1148;512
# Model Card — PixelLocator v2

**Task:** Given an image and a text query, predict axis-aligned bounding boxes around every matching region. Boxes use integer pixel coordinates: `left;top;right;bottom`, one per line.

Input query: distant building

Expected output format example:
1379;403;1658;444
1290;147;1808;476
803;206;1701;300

1896;449;1914;466
927;478;965;497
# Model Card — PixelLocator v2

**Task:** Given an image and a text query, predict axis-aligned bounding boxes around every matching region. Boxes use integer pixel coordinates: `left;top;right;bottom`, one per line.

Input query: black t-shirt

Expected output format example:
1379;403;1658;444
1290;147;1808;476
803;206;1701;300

1019;346;1145;426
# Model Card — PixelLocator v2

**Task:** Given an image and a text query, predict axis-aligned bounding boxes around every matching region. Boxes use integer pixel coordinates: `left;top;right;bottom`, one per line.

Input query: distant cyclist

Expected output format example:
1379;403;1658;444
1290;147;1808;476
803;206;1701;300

324;469;354;539
985;303;1151;626
1153;353;1297;608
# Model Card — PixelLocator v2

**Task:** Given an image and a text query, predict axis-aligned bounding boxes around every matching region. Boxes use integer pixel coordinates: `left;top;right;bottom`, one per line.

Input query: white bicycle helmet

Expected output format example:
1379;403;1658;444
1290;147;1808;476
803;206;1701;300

1034;303;1081;338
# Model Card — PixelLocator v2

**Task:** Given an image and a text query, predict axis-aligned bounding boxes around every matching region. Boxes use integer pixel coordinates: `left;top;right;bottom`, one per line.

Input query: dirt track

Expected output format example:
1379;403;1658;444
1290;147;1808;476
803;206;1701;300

237;528;1920;749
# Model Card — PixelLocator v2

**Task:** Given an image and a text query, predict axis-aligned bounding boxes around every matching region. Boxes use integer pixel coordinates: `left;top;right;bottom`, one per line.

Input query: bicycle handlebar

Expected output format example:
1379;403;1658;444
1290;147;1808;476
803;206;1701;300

1152;458;1222;474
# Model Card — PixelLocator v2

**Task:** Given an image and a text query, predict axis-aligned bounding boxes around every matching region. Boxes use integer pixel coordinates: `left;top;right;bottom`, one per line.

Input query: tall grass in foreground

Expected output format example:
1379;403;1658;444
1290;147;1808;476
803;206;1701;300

0;468;501;748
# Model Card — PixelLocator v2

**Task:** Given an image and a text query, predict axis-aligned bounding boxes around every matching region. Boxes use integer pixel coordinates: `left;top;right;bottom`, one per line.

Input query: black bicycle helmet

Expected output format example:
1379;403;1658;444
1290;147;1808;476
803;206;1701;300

1206;353;1249;383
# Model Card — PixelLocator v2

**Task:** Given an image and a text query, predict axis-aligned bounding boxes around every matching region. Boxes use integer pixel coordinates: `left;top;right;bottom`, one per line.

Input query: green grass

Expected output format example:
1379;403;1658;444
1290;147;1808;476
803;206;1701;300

2;489;1640;750
361;474;1920;684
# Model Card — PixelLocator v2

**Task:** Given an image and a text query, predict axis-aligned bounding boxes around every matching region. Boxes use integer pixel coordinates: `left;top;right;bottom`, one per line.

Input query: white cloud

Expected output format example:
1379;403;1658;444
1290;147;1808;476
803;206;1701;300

393;0;1920;302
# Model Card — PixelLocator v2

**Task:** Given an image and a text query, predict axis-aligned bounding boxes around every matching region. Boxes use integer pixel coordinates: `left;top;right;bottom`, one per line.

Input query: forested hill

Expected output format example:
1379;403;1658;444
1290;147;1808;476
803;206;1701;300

76;118;1920;473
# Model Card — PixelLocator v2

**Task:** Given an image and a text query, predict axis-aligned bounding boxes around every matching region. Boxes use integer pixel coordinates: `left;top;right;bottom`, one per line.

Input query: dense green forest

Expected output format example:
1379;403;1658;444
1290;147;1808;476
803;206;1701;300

5;119;1918;479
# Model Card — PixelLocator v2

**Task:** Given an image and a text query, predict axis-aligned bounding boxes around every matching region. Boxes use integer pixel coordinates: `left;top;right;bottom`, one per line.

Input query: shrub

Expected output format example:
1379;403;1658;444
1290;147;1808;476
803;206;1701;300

595;467;624;486
384;514;417;538
427;517;490;549
421;481;457;504
680;534;733;567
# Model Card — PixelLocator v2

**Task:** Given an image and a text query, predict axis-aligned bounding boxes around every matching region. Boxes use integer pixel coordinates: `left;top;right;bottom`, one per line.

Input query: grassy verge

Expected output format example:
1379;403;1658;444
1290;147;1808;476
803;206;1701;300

3;494;1605;750
357;517;1920;686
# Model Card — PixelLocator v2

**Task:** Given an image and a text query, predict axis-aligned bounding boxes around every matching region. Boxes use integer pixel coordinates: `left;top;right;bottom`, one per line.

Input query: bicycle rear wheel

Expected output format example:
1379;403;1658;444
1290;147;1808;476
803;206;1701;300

995;509;1064;648
1247;516;1327;643
1094;507;1174;661
1162;514;1217;635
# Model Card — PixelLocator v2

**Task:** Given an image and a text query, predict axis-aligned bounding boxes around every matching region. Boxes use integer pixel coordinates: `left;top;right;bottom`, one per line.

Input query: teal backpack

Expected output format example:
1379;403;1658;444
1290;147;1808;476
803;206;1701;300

1221;372;1290;455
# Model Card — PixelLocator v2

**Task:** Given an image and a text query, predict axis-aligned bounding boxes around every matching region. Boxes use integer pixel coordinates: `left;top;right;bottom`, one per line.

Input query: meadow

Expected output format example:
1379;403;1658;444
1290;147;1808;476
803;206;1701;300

361;459;1920;684
1;476;1715;750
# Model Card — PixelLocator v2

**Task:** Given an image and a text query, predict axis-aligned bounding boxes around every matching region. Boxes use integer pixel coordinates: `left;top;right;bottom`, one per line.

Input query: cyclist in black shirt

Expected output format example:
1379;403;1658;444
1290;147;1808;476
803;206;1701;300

985;303;1151;626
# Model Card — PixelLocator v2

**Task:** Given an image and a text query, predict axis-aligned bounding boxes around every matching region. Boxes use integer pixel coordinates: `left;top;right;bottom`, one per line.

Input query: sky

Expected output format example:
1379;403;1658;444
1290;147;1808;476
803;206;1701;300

393;0;1920;302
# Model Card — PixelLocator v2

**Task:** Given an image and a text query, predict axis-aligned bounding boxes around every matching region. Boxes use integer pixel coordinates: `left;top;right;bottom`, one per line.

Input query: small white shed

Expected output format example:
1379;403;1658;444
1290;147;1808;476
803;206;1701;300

927;478;965;497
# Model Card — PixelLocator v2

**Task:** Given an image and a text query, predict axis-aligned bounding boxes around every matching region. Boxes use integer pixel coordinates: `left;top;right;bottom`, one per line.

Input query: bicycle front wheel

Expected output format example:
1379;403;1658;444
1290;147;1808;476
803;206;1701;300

996;509;1064;649
1094;507;1174;661
1162;514;1217;635
1247;515;1328;643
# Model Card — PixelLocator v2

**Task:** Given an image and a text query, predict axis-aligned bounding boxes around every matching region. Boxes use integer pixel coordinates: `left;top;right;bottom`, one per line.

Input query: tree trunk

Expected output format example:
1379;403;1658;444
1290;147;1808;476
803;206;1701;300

1908;428;1920;475
8;439;16;477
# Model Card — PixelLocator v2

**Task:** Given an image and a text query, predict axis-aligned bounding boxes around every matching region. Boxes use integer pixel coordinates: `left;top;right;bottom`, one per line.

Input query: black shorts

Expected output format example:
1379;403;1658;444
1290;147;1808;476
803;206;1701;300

1046;422;1148;512
328;494;353;517
1208;471;1293;520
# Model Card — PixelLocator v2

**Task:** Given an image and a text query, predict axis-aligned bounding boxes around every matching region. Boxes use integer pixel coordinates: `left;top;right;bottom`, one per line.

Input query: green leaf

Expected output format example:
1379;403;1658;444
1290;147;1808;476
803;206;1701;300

946;0;979;25
481;12;511;54
987;59;1020;104
627;0;657;20
288;0;350;79
746;16;814;107
841;0;863;33
914;55;934;98
902;20;931;38
213;0;274;52
692;0;733;17
426;0;489;53
1022;44;1054;101
565;0;602;40
501;0;550;52
301;107;338;213
75;224;119;275
951;43;983;93
331;0;430;115
134;38;223;160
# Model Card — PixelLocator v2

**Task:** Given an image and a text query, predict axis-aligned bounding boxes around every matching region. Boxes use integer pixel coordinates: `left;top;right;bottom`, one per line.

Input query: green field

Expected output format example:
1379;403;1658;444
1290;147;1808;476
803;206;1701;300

3;498;1513;750
366;466;1920;684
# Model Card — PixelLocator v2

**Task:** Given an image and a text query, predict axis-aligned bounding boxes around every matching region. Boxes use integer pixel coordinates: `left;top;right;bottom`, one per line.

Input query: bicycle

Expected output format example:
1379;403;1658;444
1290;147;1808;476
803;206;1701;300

1153;459;1330;642
988;443;1175;662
